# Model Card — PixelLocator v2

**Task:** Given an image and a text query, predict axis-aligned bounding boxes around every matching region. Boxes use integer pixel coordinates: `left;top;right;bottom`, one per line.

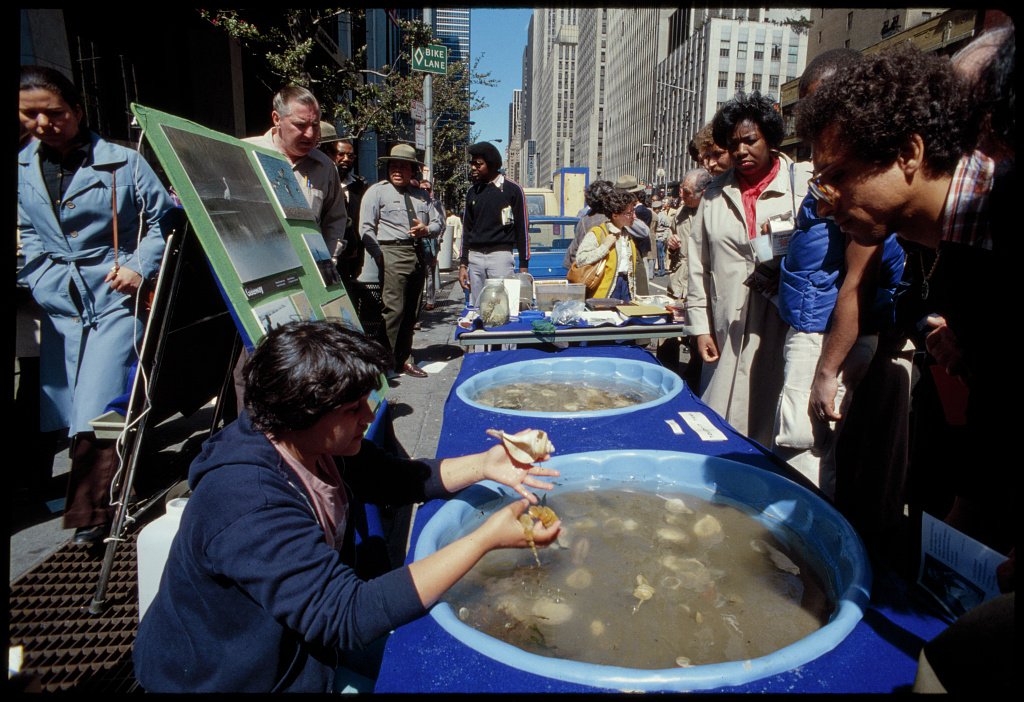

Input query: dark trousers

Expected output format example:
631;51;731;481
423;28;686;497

63;431;119;529
381;245;425;369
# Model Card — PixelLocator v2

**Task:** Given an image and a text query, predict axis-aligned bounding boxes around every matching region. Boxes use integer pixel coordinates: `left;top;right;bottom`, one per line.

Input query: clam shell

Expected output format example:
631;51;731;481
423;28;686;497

750;539;801;575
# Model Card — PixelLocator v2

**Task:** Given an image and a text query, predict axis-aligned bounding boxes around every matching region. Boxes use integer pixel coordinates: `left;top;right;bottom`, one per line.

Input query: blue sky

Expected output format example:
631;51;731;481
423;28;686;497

470;8;533;147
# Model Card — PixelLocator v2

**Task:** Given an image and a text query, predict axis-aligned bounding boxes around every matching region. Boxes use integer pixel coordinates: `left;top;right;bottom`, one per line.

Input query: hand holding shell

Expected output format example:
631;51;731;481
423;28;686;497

486;428;556;464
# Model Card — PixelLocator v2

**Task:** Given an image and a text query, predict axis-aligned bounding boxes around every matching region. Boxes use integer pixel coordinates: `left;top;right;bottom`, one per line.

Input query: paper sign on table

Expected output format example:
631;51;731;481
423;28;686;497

678;412;727;441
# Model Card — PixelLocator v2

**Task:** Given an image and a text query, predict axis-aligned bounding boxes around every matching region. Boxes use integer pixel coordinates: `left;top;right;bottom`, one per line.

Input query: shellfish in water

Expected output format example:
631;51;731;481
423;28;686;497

632;574;655;613
486;428;556;464
519;504;560;566
750;539;801;575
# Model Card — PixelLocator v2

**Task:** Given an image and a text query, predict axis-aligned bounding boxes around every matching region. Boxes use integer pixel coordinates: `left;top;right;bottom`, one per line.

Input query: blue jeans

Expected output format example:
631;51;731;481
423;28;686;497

656;240;667;273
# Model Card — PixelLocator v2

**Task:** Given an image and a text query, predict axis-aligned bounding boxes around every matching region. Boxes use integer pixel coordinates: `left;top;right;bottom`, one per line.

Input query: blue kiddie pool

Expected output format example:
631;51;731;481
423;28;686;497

455;356;684;419
414;450;872;693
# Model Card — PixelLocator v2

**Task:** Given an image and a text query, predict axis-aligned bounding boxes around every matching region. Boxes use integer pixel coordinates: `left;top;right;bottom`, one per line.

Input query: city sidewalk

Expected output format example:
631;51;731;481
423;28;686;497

8;270;468;583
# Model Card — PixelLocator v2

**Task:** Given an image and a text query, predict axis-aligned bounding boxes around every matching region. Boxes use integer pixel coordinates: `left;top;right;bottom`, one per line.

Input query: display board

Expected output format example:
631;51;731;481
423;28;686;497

132;103;382;408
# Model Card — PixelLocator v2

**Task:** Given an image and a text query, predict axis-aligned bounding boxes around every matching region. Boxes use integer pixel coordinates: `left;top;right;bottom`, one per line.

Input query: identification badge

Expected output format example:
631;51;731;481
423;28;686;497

501;205;513;226
766;215;794;258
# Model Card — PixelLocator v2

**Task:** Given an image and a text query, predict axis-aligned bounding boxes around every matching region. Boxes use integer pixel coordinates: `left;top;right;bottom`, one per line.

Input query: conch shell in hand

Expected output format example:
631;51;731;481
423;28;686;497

486;428;555;463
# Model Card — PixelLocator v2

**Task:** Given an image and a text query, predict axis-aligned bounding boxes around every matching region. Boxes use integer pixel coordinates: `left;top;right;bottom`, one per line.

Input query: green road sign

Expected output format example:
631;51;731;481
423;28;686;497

412;43;448;75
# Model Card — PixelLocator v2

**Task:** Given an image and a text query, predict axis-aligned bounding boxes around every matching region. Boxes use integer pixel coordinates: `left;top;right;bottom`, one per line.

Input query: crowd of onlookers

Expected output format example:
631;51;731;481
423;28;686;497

570;24;1013;568
564;23;1014;693
17;16;1014;693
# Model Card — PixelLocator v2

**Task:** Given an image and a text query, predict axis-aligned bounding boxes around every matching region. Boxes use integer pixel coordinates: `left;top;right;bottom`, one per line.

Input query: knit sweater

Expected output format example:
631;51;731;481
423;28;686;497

461;176;529;265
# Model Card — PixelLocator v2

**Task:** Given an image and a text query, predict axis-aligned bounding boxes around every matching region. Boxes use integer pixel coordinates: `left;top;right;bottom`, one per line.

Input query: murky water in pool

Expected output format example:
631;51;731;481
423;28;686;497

471;379;661;412
444;490;831;669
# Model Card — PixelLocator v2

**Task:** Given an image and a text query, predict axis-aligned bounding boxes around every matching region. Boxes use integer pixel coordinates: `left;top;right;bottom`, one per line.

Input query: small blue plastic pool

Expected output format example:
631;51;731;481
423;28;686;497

454;356;683;419
415;450;872;692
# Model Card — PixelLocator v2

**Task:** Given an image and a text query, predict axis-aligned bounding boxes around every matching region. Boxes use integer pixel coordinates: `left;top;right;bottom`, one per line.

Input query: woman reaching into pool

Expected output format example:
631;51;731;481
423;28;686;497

133;320;560;692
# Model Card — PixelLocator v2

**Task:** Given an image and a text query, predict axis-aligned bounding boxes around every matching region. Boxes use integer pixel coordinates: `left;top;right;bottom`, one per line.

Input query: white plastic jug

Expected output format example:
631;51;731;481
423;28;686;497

137;497;188;621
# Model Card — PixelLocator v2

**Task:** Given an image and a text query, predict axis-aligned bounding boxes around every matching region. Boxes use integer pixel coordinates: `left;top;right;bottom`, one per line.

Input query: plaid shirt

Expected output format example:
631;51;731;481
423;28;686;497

940;150;995;250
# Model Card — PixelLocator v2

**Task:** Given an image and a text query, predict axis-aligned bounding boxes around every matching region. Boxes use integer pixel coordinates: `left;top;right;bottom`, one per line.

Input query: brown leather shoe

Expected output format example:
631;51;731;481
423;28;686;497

401;362;428;378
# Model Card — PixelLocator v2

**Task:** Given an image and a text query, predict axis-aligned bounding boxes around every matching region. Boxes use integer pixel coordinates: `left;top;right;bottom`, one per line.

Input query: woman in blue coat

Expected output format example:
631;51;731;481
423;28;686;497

17;65;174;543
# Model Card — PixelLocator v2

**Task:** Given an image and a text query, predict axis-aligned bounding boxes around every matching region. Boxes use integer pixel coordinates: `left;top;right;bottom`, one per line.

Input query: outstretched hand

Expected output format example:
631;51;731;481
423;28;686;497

481;430;559;503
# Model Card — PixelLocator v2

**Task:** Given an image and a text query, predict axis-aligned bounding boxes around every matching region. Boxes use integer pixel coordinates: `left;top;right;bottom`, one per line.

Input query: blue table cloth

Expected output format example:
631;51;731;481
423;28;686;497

375;346;949;693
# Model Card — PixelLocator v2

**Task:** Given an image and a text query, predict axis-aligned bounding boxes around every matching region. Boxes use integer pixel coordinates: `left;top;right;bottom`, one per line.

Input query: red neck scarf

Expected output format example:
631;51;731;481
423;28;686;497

736;157;781;240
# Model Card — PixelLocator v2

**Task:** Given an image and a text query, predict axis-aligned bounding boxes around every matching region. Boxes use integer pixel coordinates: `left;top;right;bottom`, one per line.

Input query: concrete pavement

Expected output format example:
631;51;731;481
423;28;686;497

9;271;468;582
10;268;689;582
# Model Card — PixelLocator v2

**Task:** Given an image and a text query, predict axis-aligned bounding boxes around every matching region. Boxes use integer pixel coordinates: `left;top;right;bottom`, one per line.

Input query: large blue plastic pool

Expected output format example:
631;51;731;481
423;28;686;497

414;450;872;692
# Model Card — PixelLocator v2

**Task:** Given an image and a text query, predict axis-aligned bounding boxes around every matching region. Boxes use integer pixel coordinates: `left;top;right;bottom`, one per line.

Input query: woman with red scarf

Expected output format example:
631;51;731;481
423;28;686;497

683;93;809;447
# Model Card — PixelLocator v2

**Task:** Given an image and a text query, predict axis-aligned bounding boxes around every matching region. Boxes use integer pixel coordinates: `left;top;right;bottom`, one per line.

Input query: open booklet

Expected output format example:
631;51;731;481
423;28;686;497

917;512;1006;620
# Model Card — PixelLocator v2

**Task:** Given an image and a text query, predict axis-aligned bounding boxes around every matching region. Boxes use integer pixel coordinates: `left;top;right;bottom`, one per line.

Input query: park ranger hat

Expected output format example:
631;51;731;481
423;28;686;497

613;175;644;193
379;143;424;166
319;123;343;144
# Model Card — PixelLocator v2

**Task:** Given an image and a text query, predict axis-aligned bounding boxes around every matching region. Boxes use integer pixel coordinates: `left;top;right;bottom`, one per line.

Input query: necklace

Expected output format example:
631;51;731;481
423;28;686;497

919;248;942;300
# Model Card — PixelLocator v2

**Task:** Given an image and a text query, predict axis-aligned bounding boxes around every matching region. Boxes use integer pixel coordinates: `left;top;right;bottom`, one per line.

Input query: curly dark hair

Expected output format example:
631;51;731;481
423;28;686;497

796;45;973;176
590;188;636;218
589;187;634;216
244;321;389;435
584;179;614;209
712;92;784;150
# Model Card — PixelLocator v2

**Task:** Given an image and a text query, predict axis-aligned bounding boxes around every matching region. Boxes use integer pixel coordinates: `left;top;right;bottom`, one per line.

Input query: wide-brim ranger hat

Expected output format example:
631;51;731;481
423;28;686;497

319;123;343;144
613;175;644;193
378;143;424;166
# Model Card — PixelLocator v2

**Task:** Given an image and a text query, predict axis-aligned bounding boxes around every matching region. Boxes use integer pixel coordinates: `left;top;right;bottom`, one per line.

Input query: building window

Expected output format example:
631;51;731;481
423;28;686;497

751;74;762;92
720;40;730;57
818;30;822;45
788;44;799;63
769;75;779;90
737;41;747;60
771;44;781;61
754;43;764;60
844;39;850;48
735;72;745;91
847;11;854;30
717;71;728;88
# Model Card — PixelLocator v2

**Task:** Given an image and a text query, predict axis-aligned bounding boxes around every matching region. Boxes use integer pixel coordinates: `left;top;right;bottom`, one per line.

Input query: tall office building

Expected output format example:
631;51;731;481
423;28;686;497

650;7;809;186
572;8;609;179
528;7;579;188
507;89;523;182
432;7;471;64
598;8;673;185
807;8;945;62
521;16;537;186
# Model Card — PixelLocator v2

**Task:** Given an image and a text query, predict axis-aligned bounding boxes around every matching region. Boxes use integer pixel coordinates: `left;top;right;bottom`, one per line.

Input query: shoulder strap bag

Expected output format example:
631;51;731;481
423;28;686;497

567;225;608;295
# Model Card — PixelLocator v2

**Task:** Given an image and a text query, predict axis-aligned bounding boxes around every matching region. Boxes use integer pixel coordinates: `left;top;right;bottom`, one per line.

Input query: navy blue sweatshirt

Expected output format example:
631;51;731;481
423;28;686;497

133;412;447;692
461;176;530;265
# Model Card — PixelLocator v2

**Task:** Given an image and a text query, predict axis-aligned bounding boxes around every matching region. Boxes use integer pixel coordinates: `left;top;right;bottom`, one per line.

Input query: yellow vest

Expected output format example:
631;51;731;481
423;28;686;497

592;224;638;299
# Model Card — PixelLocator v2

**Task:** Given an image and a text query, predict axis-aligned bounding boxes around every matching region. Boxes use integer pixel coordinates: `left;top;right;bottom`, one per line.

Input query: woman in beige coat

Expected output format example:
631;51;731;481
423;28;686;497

683;93;809;446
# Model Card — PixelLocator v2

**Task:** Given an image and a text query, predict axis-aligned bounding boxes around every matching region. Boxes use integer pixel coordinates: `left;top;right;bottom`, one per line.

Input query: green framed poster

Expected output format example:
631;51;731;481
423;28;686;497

132;103;383;409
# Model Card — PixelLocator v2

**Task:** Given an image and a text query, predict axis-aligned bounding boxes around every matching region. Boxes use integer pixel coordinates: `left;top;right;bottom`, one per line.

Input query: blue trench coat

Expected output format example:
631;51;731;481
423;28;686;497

17;133;174;435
